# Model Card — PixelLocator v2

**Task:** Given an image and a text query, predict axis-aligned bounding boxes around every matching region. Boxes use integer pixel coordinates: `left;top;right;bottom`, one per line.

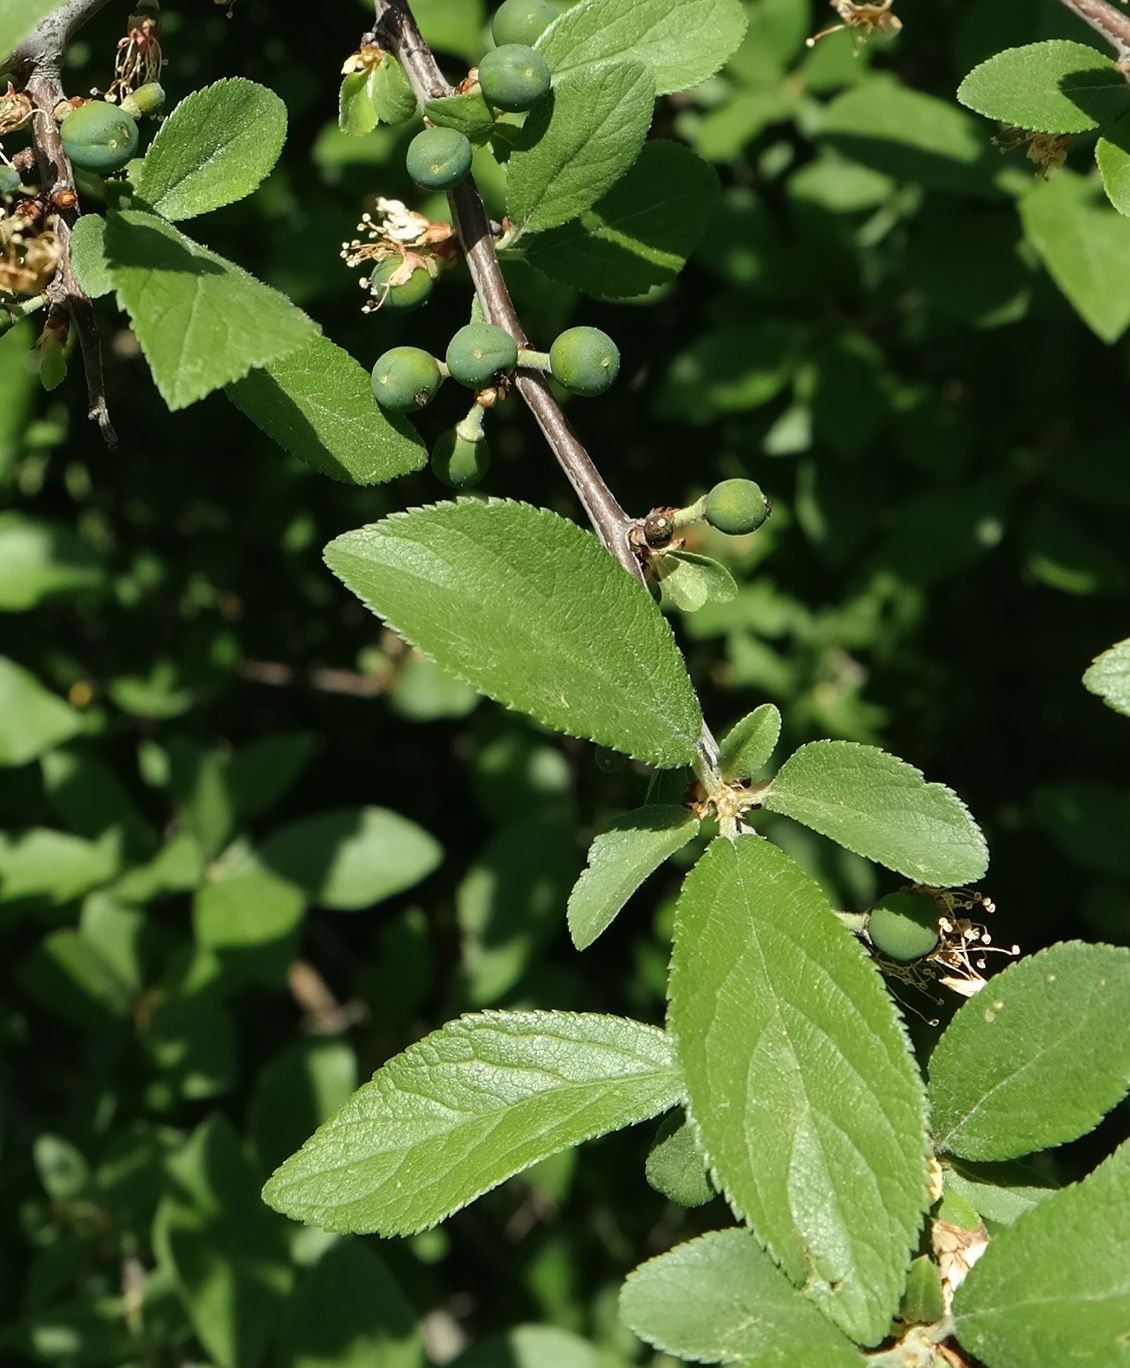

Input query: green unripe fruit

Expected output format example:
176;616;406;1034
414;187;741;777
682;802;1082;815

405;126;473;190
868;891;940;964
368;258;434;311
431;427;491;489
491;0;555;47
549;326;620;397
478;43;551;113
60;100;139;174
445;322;518;388
704;478;771;535
0;165;21;195
120;82;165;119
371;346;443;412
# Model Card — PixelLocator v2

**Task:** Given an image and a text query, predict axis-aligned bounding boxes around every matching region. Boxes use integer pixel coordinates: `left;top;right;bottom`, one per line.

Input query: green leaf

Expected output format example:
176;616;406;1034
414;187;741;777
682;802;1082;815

424;89;496;142
193;857;306;985
567;805;699;950
340;57;417;135
452;1326;601;1368
657;551;737;614
142;997;237;1104
537;0;748;95
521;141;719;297
105;209;317;409
1084;637;1130;716
719;703;781;781
324;500;703;767
258;806;441;911
248;1039;358;1176
227;333;425;484
928;942;1130;1161
134;78;288;221
669;837;930;1345
68;213;113;299
644;1111;714;1209
944;1159;1060;1228
226;732;315;824
262;1011;681;1234
155;1116;292;1368
17;928;133;1028
653;321;800;425
1020;171;1130;343
41;748;154;854
764;740;989;886
620;1229;863;1363
1097;111;1130;215
505;62;655;238
0;657;82;766
0;0;66;62
954;1140;1130;1368
279;1239;424;1368
111;832;205;903
957;40;1129;134
0;512;104;610
0;828;120;905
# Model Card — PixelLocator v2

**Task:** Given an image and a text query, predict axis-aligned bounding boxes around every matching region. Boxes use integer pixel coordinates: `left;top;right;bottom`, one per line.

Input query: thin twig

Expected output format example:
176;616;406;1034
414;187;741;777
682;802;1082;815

1055;0;1130;65
9;0;117;445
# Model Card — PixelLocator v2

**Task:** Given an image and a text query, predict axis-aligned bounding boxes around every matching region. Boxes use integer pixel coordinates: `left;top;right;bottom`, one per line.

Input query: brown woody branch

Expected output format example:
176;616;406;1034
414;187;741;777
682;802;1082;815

8;0;117;445
1055;0;1130;65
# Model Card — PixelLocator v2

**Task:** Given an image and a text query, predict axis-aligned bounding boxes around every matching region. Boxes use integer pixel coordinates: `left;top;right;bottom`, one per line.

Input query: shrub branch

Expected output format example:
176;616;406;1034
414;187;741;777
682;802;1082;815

1055;0;1130;66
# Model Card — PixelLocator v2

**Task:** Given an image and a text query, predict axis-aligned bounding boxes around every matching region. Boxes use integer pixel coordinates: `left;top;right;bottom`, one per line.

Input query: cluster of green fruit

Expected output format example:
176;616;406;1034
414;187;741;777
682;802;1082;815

371;323;619;489
58;85;165;174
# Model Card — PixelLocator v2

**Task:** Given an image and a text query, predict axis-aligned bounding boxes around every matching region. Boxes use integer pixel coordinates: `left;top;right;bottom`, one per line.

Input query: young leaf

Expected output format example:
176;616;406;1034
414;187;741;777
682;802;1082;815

521;141;719;298
644;1112;714;1209
425;89;497;142
106;210;316;409
568;805;699;950
133;78;288;221
0;656;82;766
619;1229;863;1364
957;40;1129;134
1097;111;1130;216
324;501;703;767
257;807;441;911
719;703;782;780
340;57;417;135
155;1116;292;1368
537;0;748;96
1020;172;1130;343
68;214;113;299
262;1011;682;1234
505;62;655;238
944;1159;1059;1229
657;551;737;614
228;334;426;485
763;739;988;886
1084;637;1130;716
928;942;1130;1161
669;837;930;1345
953;1140;1130;1368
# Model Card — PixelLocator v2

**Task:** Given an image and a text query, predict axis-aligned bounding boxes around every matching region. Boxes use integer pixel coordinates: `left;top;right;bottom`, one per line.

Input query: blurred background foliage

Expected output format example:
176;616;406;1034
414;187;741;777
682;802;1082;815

2;0;1129;1363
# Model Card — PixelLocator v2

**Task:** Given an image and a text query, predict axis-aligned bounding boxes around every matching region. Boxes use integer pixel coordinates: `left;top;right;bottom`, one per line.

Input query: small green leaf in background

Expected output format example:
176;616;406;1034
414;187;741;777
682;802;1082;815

0;828;120;905
226;731;314;824
67;213;113;299
248;1039;358;1176
521;142;719;298
653;321;799;425
957;40;1129;134
324;501;703;767
1020;171;1130;343
228;334;426;485
142;997;238;1105
538;0;748;96
567;805;699;950
719;702;782;781
155;1116;292;1368
451;1325;603;1368
0;657;82;766
764;739;989;886
1084;636;1130;716
193;857;306;985
41;748;155;853
899;1256;946;1327
669;837;929;1345
424;89;496;142
0;0;66;62
0;512;104;610
644;1111;714;1209
112;832;204;903
262;1011;681;1234
954;1140;1130;1368
258;806;441;911
657;551;738;613
944;1159;1059;1228
17;928;134;1028
106;210;317;410
279;1239;423;1368
505;63;655;238
134;78;288;221
619;1229;863;1364
928;941;1130;1160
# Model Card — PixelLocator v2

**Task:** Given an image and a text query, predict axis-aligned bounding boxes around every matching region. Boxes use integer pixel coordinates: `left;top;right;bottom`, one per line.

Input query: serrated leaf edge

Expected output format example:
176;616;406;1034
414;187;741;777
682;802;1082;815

957;40;1120;135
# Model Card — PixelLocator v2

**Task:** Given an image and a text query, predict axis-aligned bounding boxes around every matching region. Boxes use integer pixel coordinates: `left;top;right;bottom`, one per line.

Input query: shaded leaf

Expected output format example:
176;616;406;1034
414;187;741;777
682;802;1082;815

644;1111;714;1209
0;512;104;610
957;40;1128;134
0;657;82;766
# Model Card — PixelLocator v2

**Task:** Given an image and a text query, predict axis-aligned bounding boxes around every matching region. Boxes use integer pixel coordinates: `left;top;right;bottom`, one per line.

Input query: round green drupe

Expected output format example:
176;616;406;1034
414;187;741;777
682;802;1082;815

478;43;551;113
868;891;940;964
704;478;771;535
405;126;473;190
60;100;139;174
368;258;434;311
445;322;518;388
549;326;620;397
120;82;165;119
491;0;555;46
371;346;443;413
431;428;491;489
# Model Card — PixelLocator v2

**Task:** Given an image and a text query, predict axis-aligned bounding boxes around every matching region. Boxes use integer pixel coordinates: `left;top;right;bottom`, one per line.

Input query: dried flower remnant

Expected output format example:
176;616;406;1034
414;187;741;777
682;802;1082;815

875;886;1019;999
340;197;457;312
0;211;61;296
104;16;163;105
0;84;34;139
807;0;902;47
995;126;1071;178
